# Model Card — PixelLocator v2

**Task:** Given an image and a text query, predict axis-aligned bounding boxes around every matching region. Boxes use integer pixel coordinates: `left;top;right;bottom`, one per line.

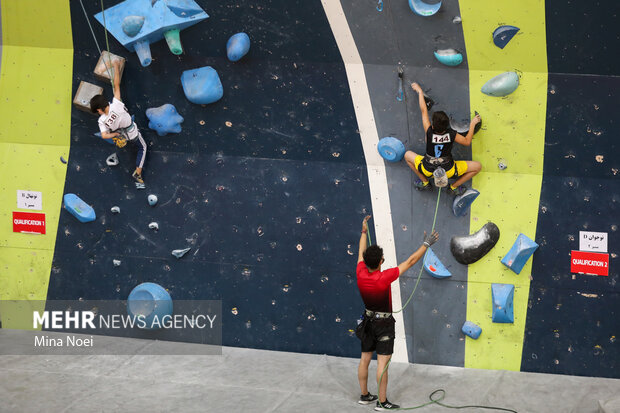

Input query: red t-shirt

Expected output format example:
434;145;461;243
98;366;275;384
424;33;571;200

356;261;400;312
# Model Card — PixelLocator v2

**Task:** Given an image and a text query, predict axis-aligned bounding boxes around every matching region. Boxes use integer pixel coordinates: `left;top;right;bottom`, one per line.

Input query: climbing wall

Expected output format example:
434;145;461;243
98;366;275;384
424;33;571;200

46;0;374;357
521;0;619;379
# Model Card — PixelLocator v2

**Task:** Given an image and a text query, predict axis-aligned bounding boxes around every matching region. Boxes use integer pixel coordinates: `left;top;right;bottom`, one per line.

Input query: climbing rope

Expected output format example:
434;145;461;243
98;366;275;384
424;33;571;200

78;0;114;87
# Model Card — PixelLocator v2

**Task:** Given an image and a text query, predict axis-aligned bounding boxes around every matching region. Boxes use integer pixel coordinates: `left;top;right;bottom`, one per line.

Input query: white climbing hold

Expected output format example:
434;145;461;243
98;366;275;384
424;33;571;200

149;222;159;231
172;248;191;259
106;153;119;166
452;16;462;24
148;194;158;206
113;259;121;266
111;206;121;214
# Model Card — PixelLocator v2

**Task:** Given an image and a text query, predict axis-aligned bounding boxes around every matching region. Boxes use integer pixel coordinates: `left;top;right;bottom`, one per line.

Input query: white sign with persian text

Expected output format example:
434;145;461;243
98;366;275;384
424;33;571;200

579;231;608;253
17;190;43;211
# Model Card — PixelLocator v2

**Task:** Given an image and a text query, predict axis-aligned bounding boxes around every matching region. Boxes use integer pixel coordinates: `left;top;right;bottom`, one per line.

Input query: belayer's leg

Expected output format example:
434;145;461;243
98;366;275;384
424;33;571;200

358;351;372;395
376;354;391;403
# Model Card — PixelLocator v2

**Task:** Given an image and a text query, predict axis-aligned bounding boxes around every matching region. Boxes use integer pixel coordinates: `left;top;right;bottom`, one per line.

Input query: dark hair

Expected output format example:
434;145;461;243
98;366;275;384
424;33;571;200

363;245;383;269
90;94;109;114
431;111;450;133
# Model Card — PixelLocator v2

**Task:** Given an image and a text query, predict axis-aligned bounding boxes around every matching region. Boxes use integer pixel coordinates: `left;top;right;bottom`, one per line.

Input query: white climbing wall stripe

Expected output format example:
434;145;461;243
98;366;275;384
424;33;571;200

321;0;408;364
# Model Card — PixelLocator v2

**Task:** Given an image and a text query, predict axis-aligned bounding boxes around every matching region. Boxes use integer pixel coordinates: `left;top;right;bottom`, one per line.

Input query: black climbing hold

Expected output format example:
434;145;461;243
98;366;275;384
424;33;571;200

450;222;500;265
424;94;434;111
60;156;67;164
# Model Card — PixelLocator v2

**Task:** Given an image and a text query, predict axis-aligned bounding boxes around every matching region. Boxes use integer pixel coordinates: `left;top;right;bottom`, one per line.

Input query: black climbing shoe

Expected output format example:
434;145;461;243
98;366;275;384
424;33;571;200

414;179;432;191
132;171;144;184
375;399;400;411
449;185;467;196
359;393;378;405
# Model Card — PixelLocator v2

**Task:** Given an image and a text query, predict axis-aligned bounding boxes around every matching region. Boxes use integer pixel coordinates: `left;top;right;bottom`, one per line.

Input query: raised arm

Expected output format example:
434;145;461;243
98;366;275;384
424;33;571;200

397;230;438;275
454;114;481;146
112;60;122;101
357;215;371;263
411;82;431;132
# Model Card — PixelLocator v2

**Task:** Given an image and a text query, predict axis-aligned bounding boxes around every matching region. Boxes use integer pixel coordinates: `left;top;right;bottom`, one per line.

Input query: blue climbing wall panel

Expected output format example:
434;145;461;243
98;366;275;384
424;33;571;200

51;0;373;357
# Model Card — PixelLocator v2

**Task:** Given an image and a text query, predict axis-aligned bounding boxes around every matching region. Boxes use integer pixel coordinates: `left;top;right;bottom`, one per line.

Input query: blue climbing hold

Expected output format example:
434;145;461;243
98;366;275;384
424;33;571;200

493;25;520;49
63;194;96;223
501;233;539;274
492;283;514;323
434;49;463;66
377;137;406;162
121;15;145;38
181;66;223;105
127;282;173;330
423;248;452;278
226;32;250;62
461;321;482;339
146;104;184;136
481;72;519;97
452;188;480;217
408;0;441;16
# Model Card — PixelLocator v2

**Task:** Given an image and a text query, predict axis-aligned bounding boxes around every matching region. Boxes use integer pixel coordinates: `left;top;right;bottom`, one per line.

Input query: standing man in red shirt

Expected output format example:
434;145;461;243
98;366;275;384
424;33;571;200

355;215;438;411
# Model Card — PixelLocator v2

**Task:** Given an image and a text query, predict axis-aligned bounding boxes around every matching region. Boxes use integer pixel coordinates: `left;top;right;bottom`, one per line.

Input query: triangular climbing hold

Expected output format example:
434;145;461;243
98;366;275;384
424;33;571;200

452;188;480;217
493;25;520;49
492;283;514;323
501;233;539;274
423;248;452;278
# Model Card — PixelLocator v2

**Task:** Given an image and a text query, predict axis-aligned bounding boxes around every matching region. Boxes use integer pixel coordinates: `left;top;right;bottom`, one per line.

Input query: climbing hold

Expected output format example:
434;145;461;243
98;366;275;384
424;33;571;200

226;32;250;62
106;153;119;166
121;15;145;38
493;25;520;49
164;28;183;55
166;2;204;18
481;72;519;97
461;321;482;339
377;137;406;162
501;233;539;274
424;94;434;111
147;194;158;206
60;156;67;164
63;194;96;223
450;222;500;265
376;0;383;12
135;182;146;190
449;111;482;136
396;67;404;102
181;66;223;105
113;259;121;267
434;49;463;66
133;40;152;67
492;283;514;323
433;167;448;187
423;248;452;278
498;159;508;170
146;104;184;136
149;222;159;231
408;0;441;16
452;16;462;24
172;248;191;259
110;206;121;214
127;282;173;329
452;189;480;217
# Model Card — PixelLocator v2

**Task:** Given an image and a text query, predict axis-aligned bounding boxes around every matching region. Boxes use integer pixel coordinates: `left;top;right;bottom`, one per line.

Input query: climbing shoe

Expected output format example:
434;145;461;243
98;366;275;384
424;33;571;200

375;400;400;411
448;185;467;196
414;179;432;191
132;171;144;184
359;393;378;405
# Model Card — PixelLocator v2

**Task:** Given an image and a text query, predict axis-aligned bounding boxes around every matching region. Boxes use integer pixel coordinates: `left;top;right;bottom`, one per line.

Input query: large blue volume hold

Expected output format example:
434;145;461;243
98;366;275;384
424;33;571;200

481;72;520;97
501;233;539;274
63;194;96;223
461;321;482;339
377;137;406;162
146;104;184;136
423;247;452;278
181;66;224;105
492;283;514;323
226;32;250;62
127;282;173;330
493;25;520;49
452;188;480;217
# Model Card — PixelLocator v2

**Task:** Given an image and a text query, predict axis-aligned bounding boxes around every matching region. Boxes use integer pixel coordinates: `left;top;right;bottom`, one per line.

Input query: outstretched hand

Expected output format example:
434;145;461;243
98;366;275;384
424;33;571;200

423;230;439;247
410;82;423;94
362;215;371;231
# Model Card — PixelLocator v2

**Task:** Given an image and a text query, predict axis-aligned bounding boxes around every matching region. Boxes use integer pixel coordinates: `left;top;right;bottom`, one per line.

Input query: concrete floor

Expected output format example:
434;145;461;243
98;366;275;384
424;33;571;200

0;330;618;413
